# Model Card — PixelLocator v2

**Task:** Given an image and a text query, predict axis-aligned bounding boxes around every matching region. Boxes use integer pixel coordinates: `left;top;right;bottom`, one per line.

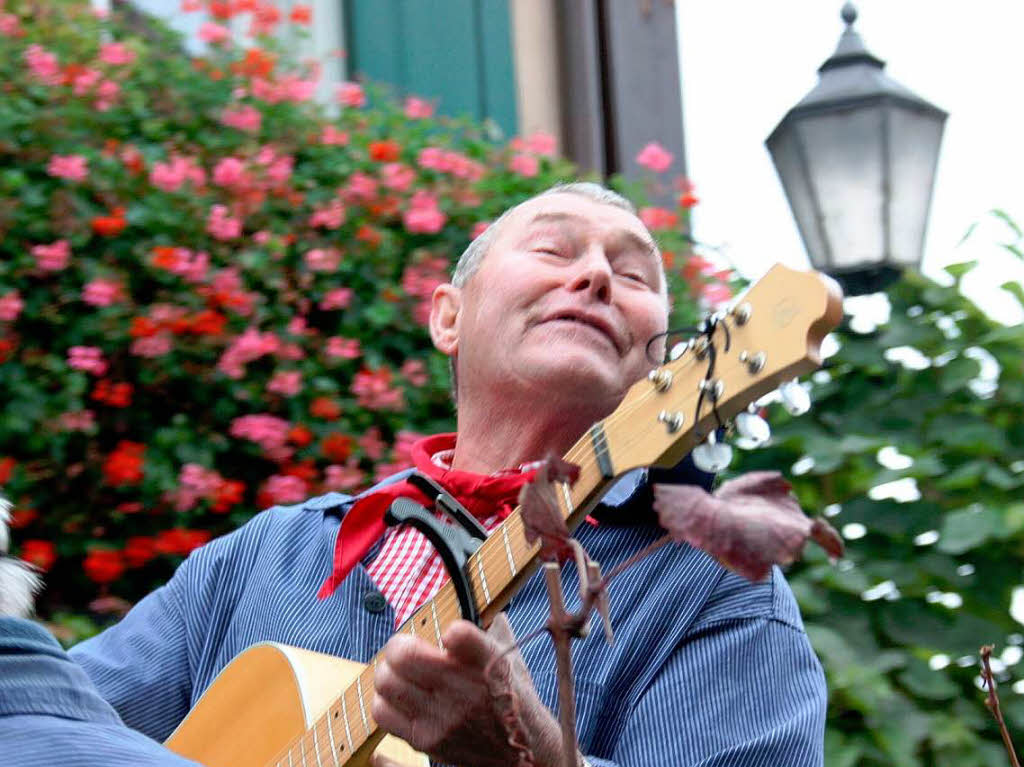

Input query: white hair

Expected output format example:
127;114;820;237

0;497;41;618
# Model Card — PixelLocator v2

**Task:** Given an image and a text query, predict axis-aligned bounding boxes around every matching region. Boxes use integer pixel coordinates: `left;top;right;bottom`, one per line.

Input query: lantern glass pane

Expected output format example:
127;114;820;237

888;106;944;267
798;106;885;272
768;126;829;268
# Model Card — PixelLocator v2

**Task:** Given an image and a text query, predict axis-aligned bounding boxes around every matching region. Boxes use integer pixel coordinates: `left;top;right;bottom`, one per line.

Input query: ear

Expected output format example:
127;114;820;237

429;283;461;357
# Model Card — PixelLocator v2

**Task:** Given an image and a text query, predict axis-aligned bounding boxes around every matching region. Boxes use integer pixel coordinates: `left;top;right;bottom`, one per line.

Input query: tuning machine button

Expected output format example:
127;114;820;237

657;410;685;433
734;409;771;449
780;379;811;416
731;301;752;325
648;369;673;392
699;378;725;401
692;431;733;473
738;350;765;374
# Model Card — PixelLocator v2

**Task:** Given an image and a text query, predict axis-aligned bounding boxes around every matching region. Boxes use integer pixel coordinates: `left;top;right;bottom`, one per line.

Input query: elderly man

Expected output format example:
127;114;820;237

68;182;826;766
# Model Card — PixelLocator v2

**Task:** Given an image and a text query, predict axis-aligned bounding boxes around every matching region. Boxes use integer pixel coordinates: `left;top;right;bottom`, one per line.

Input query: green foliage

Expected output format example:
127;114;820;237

0;0;708;631
736;263;1024;766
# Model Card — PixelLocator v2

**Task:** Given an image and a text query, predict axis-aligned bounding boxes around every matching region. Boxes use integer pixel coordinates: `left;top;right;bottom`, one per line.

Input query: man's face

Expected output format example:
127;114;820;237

444;192;669;408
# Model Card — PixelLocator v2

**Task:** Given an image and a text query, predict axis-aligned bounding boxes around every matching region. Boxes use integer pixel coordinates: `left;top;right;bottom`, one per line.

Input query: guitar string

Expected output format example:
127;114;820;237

271;342;726;767
274;322;782;766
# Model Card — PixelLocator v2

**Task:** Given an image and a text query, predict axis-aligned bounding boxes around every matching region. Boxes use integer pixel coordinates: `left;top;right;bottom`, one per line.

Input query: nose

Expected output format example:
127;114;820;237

567;247;612;303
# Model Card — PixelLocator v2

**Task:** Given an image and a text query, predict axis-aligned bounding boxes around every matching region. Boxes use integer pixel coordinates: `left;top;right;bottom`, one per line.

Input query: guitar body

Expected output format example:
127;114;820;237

165;643;427;767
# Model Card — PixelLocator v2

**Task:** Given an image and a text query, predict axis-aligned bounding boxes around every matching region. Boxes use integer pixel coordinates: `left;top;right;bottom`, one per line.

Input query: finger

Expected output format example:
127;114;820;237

374;657;435;719
369;751;406;767
370;694;412;741
383;633;465;689
443;619;498;669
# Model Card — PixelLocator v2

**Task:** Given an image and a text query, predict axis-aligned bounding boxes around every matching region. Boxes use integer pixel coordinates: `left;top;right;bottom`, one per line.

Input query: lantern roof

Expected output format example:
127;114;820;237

787;3;946;117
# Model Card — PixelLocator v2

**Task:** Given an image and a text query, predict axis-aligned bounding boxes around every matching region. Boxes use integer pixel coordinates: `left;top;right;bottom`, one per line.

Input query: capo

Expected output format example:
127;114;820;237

383;472;488;625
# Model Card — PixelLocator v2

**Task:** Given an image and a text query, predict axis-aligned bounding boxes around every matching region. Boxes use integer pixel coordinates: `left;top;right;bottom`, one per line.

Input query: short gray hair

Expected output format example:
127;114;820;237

451;182;640;288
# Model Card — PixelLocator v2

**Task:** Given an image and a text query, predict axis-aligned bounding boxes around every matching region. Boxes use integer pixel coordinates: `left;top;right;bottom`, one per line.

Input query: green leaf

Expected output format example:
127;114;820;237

1000;280;1024;308
938;505;1001;554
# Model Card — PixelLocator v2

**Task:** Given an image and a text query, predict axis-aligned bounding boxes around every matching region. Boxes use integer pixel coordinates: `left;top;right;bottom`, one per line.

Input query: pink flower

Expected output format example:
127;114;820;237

58;410;96;432
471;221;491;239
221;106;262;133
231;414;293;461
0;291;24;321
0;13;22;36
31;240;71;271
324;462;364;492
130;333;173;358
526;131;557;157
267;370;303;396
150;157;187;192
71;67;101;95
336;81;366;108
401;359;428;387
380;162;415;192
319;288;351;311
417;146;445;171
700;281;734;307
94;80;121;111
320;126;349;146
326;336;360;359
207;204;242;240
217;328;281;379
212;157;249;188
343;172;377;203
82;278;124;307
636;141;674;173
199;22;230;44
351;367;404;411
173;463;223;511
304;248;341;272
308;199;345;229
266;155;293;185
67;346;108;376
508;153;539;178
99;42;135;66
47;154;88;182
358;427;385;460
403;96;434;119
263;474;308;505
280;75;315;102
24;44;61;85
639;206;678;231
403;191;446;234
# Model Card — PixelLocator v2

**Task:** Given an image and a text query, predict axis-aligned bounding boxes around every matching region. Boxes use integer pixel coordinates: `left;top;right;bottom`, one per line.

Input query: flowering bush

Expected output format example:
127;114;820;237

0;0;719;628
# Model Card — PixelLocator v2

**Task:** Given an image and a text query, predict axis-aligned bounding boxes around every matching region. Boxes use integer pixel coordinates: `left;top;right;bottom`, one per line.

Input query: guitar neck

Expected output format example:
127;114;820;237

269;425;620;767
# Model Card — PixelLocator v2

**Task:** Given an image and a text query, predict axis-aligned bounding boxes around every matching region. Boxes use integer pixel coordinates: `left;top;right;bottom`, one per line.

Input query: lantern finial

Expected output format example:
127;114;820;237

840;2;857;27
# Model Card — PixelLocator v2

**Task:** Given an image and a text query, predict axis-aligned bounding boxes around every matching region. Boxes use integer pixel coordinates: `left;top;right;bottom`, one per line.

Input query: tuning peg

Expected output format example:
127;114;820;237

734;409;771;449
692;431;733;473
779;380;811;416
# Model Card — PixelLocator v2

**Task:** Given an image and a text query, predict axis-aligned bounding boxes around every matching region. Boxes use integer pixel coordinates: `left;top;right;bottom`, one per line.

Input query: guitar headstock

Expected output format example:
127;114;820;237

602;264;843;473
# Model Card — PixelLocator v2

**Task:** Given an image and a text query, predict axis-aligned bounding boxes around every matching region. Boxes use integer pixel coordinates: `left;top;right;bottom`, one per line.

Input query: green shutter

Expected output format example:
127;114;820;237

344;0;518;138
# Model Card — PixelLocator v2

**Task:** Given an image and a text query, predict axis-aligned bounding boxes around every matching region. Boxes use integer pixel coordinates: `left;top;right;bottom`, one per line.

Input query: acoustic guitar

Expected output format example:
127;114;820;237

164;264;842;767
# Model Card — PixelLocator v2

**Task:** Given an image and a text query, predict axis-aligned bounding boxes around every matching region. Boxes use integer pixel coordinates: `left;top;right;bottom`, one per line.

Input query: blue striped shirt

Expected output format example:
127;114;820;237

64;462;825;766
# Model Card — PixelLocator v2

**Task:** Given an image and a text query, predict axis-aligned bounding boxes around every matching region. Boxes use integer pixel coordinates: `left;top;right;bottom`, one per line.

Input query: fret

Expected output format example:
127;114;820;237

560;481;575;517
312;721;324;767
476;555;491;602
288;749;294;767
356;674;369;733
430;599;443;647
502;525;517;575
326;710;341;767
300;735;307;767
340;693;354;753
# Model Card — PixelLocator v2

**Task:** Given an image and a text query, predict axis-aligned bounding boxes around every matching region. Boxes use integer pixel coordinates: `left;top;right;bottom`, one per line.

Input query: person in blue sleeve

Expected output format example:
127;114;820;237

63;183;825;767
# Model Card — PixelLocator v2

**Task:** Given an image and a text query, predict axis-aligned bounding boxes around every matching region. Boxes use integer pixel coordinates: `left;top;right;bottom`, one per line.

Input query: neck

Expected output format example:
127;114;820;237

451;385;614;474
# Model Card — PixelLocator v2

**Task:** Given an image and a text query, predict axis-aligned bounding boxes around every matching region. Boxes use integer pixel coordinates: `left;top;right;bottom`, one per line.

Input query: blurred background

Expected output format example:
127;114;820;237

1;2;1022;765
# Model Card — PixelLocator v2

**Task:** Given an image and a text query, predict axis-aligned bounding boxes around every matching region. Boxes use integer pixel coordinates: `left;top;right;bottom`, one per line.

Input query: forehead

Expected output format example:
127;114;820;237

500;192;652;244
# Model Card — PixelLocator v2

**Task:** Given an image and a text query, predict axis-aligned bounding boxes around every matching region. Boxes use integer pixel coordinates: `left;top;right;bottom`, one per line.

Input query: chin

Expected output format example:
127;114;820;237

521;350;628;406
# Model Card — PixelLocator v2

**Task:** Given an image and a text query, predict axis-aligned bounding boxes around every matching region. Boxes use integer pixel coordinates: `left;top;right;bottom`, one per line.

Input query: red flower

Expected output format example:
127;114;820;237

289;4;312;24
129;316;160;338
0;456;15;484
91;380;134;408
91;207;127;237
188;309;227;336
355;224;382;248
0;338;15;363
321;433;353;463
123;536;157;567
208;1;233;19
309;396;341;420
19;540;56;571
282;459;318;482
211;479;245;513
83;548;124;583
232;48;276;78
678;191;699;209
155;528;211;557
368;140;401;163
10;507;37;528
288;425;314;446
102;441;146;486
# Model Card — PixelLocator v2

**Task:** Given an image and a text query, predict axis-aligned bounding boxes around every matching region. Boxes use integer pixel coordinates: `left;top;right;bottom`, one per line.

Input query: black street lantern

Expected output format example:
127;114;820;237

766;3;947;295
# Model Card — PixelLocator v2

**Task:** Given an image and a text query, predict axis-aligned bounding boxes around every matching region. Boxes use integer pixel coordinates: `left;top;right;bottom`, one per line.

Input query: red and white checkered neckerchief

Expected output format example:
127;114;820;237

318;433;538;627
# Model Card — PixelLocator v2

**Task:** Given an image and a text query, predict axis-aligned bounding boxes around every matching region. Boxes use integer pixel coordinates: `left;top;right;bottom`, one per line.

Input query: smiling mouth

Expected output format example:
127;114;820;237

543;316;620;353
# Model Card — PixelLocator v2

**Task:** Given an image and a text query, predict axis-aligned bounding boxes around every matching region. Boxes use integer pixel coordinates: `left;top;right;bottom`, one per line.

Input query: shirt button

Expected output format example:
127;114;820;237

363;591;387;614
